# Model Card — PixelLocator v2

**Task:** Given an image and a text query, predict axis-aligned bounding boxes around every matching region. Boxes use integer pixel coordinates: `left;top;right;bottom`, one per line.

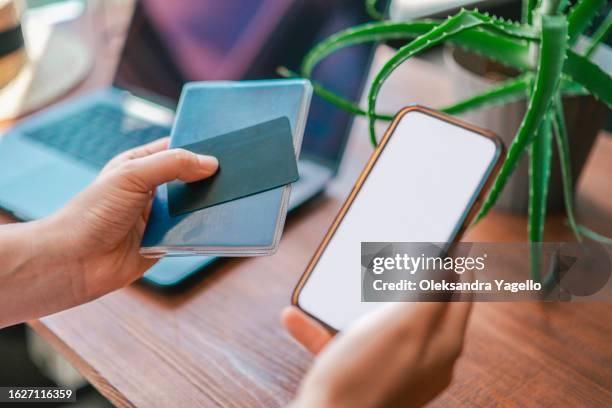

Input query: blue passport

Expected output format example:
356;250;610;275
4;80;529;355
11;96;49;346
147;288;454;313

140;79;312;257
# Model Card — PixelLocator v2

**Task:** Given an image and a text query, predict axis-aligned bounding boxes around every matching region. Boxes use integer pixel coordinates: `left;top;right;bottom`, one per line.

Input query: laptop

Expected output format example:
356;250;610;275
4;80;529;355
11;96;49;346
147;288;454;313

0;0;382;287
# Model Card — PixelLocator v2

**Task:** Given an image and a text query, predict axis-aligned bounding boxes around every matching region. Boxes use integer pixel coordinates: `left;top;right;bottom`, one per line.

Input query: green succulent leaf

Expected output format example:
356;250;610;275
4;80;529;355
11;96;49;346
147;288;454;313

523;0;538;24
534;0;567;16
440;75;587;115
552;95;612;244
367;10;493;144
586;11;612;57
441;74;533;115
301;18;537;81
366;10;541;145
528;114;554;282
559;75;590;95
301;21;439;78
577;225;612;244
475;13;539;40
277;66;395;121
449;27;535;71
283;70;586;125
295;9;603;137
476;15;568;222
297;17;538;124
563;49;612;108
285;67;584;123
552;95;582;241
529;114;554;243
567;0;607;44
557;0;572;13
366;0;385;20
310;80;394;121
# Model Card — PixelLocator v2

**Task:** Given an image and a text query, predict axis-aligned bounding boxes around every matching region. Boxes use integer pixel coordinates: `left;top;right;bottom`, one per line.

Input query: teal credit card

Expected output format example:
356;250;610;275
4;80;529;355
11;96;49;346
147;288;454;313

168;117;299;217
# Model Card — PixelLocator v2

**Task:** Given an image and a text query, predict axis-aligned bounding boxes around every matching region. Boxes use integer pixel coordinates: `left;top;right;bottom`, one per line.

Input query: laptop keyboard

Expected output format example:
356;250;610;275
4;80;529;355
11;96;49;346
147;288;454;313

23;105;171;168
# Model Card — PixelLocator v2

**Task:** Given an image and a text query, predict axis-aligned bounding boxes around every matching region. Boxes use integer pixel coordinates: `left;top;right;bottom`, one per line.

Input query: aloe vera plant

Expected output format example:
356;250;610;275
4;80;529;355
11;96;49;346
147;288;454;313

282;0;611;280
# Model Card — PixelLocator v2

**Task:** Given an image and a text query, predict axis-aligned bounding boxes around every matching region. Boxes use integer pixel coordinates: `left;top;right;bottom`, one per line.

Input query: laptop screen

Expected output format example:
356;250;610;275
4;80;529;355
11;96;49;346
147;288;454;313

114;0;381;169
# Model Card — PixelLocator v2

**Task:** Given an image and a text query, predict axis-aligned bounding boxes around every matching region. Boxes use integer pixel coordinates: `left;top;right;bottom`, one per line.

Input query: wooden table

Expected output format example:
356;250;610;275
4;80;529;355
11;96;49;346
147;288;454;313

17;133;609;407
2;3;611;407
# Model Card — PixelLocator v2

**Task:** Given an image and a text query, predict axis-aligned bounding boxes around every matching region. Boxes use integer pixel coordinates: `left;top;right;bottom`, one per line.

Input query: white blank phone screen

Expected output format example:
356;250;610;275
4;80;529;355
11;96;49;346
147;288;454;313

298;111;499;331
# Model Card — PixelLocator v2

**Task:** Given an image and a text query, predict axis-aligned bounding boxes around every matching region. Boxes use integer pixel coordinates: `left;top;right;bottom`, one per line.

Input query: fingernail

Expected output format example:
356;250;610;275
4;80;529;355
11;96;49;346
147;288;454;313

197;154;219;170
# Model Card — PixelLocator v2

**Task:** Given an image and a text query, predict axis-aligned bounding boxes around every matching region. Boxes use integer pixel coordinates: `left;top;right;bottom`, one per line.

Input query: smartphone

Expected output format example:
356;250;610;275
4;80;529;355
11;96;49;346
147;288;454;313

292;106;504;332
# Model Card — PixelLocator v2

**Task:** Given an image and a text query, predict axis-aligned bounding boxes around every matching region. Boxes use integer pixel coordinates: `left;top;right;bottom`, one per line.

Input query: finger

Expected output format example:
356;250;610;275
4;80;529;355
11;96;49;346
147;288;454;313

373;302;449;337
103;137;170;172
281;306;333;355
438;269;474;338
425;302;473;365
126;137;170;158
118;148;218;192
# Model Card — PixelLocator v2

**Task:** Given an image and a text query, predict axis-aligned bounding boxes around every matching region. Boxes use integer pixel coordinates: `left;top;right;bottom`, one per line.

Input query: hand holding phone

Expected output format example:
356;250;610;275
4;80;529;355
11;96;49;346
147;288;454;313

292;106;503;331
285;301;472;408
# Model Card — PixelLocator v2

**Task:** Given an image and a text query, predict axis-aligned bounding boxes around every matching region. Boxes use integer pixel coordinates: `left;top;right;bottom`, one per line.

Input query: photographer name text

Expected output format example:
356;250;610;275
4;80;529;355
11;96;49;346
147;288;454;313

373;279;542;293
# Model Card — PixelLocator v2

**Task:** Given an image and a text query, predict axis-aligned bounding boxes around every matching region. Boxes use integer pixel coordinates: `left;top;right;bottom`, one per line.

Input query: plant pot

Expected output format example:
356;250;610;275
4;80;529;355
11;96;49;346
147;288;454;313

444;46;608;213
